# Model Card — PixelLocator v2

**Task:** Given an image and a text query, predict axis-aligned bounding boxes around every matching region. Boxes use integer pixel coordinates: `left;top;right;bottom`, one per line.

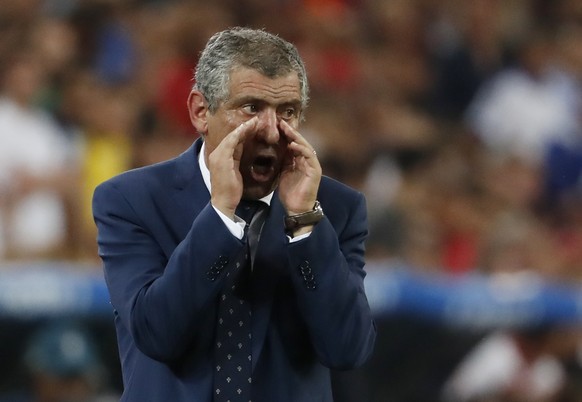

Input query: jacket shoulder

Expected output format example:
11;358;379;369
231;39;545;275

319;175;364;204
98;158;175;192
95;144;198;197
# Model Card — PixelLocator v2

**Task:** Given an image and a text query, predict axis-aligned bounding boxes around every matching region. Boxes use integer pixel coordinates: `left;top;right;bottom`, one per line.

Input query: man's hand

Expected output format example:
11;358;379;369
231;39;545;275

278;120;322;216
208;117;258;219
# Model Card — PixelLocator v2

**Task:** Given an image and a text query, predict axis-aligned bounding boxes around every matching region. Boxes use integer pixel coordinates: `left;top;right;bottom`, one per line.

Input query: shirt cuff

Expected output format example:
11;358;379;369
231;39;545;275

213;205;246;240
213;205;311;242
287;232;311;243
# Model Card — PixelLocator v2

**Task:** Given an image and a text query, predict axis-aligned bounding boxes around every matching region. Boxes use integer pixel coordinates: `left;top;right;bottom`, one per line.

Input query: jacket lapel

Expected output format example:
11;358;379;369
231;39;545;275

170;139;211;240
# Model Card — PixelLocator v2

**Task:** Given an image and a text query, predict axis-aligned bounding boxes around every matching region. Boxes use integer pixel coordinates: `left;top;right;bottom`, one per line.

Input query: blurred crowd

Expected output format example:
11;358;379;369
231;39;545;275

2;0;582;400
0;0;581;274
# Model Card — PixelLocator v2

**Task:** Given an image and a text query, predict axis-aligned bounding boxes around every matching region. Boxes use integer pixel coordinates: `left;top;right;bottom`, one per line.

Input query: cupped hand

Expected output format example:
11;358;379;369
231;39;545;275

278;120;322;215
208;117;258;219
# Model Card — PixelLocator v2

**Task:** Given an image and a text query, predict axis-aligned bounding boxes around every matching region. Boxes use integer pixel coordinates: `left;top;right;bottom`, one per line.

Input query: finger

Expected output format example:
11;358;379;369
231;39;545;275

230;117;258;146
235;116;259;141
288;143;317;161
216;117;259;158
279;120;306;145
279;120;317;158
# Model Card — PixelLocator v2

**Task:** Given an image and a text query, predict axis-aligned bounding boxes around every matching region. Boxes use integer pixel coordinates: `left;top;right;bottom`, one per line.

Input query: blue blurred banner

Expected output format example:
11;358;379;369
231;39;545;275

2;263;582;329
0;263;111;318
365;265;582;329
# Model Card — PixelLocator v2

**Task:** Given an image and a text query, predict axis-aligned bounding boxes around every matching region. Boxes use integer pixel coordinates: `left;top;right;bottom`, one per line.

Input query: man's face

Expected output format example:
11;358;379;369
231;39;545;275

204;67;303;199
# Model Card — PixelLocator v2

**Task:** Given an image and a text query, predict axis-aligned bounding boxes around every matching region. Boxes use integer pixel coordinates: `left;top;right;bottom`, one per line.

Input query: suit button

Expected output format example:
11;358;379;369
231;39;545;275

297;261;316;289
298;261;310;276
206;255;230;281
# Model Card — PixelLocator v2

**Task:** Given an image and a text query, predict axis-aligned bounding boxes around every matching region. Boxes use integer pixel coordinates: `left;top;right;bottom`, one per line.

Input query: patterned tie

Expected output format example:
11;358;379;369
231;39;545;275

213;200;266;402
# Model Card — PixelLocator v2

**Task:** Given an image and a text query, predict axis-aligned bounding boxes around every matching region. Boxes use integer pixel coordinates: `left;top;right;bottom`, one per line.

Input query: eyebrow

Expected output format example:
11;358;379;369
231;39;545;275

230;95;302;109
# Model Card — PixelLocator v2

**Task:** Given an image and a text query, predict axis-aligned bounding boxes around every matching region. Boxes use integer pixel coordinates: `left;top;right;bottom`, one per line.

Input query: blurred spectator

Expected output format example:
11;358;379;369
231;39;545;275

60;72;136;261
466;30;581;164
148;2;234;138
540;24;582;218
442;328;567;402
92;3;137;86
0;320;118;402
428;0;517;119
441;209;579;402
29;17;79;116
478;210;561;278
295;2;363;97
0;48;78;260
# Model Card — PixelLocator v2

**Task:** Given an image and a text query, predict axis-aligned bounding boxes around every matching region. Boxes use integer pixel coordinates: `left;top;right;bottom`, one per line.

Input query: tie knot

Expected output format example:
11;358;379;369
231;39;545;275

236;199;265;224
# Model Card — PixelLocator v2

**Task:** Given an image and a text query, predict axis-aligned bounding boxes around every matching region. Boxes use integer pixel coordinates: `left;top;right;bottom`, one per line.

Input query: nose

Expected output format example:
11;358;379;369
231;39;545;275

255;109;280;144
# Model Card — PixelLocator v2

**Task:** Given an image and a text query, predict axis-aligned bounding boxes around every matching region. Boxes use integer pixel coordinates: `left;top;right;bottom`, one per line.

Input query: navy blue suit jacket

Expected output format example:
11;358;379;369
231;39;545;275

93;139;376;401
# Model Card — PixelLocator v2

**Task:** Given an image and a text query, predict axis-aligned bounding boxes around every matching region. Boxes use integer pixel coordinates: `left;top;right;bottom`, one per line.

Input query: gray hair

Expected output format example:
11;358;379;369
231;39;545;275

194;27;309;114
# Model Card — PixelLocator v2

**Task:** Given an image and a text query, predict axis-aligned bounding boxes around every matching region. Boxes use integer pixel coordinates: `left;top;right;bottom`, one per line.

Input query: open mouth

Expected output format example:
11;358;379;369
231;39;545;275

250;155;277;183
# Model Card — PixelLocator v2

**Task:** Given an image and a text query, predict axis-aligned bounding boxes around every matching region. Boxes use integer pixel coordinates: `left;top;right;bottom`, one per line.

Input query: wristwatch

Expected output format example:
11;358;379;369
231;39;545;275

284;201;324;234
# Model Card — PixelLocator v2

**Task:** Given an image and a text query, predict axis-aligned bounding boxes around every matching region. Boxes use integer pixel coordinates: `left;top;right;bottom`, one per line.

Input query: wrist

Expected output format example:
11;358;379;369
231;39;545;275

284;201;324;236
211;198;236;220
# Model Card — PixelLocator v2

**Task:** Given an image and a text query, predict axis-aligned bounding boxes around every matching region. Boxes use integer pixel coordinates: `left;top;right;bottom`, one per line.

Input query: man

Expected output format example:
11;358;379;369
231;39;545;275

93;27;376;402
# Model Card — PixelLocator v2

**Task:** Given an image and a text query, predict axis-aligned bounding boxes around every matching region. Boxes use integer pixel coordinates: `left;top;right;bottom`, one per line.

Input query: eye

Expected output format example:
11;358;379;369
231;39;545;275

279;106;298;120
242;104;259;115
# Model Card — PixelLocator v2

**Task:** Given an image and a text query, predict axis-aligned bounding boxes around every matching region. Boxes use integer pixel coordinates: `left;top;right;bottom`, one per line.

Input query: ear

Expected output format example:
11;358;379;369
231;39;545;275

187;90;209;135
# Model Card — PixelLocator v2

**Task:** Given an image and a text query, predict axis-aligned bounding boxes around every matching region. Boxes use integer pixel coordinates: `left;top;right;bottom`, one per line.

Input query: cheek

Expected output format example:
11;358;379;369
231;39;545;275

206;113;237;148
289;118;300;130
278;134;288;147
277;138;290;158
224;111;240;127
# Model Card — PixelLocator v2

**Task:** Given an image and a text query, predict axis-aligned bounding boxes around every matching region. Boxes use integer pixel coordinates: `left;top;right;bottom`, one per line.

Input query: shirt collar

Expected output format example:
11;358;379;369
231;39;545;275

199;141;273;206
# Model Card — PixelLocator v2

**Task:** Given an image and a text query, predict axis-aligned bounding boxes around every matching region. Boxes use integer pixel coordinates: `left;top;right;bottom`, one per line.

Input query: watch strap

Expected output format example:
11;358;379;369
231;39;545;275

284;201;324;233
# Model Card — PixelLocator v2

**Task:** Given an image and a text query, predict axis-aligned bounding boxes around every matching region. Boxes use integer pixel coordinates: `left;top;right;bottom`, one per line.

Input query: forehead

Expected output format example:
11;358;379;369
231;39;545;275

226;67;301;105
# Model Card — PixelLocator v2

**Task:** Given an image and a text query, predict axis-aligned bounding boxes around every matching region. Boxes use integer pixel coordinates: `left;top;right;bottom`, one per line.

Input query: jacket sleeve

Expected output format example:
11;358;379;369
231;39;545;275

93;181;246;362
287;191;376;369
